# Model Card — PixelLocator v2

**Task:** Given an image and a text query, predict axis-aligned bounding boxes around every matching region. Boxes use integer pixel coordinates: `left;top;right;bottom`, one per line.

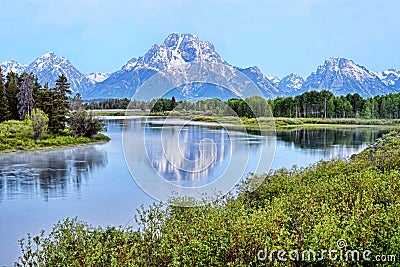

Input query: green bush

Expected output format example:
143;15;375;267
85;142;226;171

69;110;106;138
31;108;49;140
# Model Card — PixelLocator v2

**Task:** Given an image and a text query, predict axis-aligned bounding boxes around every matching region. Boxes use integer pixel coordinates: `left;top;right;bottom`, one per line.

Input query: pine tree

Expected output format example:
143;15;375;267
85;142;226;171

327;96;335;118
171;96;176;110
48;75;71;133
5;72;20;120
0;67;11;122
362;99;372;119
17;73;34;120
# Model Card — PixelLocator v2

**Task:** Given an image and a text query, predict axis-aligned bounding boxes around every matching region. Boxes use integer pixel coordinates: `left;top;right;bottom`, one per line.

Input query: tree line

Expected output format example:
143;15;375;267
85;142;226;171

271;90;400;119
0;67;103;139
150;91;400;119
150;96;270;118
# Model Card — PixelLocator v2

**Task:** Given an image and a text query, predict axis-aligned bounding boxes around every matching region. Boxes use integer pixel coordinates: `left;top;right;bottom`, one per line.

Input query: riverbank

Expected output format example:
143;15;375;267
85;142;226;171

0;120;110;153
91;109;400;129
16;131;400;266
182;115;400;133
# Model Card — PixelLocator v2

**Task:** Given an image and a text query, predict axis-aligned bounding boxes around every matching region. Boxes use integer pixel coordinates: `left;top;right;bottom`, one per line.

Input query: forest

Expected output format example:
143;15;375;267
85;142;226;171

270;90;400;119
141;90;400;119
0;68;106;151
86;90;400;120
0;69;74;130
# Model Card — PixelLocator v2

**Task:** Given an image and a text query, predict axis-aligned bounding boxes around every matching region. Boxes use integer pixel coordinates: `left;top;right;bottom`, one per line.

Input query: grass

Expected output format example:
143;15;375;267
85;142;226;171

0;120;110;153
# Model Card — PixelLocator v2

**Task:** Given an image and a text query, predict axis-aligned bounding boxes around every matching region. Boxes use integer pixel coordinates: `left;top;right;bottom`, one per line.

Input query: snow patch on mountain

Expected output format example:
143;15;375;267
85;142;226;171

87;72;111;83
0;60;28;74
27;52;92;94
267;76;280;87
373;69;400;87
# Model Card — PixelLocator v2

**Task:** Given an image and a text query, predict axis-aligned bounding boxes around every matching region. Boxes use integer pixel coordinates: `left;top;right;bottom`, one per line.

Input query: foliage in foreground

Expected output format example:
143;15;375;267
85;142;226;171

0;120;109;153
16;133;400;266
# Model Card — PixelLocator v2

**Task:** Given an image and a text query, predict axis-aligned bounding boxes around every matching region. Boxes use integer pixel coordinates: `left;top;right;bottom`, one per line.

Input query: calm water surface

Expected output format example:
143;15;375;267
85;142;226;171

0;117;389;266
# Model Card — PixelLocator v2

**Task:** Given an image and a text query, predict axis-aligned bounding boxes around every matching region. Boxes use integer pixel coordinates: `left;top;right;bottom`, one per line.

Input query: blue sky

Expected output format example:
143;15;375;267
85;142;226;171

1;0;399;78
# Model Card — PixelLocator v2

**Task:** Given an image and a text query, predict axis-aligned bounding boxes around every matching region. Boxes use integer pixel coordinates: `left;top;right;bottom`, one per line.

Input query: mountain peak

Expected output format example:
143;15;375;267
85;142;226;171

35;52;67;62
41;51;56;57
163;33;200;47
322;57;357;72
278;73;305;94
133;33;224;70
304;58;387;97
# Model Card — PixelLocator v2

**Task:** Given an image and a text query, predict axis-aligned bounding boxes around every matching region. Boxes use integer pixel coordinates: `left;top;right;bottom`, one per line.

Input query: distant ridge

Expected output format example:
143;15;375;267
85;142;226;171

1;34;400;99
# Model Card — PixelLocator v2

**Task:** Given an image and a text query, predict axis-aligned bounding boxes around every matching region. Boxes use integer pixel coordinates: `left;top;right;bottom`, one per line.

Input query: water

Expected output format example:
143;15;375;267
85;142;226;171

0;117;389;266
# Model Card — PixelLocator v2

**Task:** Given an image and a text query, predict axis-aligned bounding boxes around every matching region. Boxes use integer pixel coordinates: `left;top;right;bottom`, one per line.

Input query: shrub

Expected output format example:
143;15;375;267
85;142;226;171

31;108;48;140
69;109;106;138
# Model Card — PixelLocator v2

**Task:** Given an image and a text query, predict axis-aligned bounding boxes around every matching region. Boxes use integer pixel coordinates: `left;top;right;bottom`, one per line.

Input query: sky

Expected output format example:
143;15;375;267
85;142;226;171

1;0;399;78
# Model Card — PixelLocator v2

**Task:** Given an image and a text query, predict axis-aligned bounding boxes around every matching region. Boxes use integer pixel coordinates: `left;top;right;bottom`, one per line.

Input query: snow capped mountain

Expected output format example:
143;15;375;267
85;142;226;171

85;33;279;99
301;57;388;97
27;52;92;94
2;35;400;99
278;73;304;95
1;52;93;94
87;72;111;83
143;33;226;68
373;69;400;88
235;66;280;96
0;60;27;75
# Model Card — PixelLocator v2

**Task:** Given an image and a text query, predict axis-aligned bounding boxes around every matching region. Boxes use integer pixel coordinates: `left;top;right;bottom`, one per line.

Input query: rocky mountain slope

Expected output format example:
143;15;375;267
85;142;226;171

1;34;400;99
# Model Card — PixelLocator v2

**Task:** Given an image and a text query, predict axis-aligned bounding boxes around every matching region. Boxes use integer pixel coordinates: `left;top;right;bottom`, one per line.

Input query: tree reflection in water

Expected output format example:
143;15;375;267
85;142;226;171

276;128;388;149
0;146;107;202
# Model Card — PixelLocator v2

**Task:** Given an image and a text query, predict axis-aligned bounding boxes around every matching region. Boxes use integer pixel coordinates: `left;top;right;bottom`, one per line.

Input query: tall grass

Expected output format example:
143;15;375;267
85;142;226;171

0;120;109;152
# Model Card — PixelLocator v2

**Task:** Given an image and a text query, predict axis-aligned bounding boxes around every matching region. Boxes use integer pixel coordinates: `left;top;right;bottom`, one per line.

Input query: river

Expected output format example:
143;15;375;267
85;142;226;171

0;117;389;266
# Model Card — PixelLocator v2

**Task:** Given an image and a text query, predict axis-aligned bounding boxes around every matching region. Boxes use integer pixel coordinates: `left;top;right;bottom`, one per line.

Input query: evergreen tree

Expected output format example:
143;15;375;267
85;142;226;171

362;99;372;119
5;72;20;120
342;99;353;118
32;75;42;104
17;73;34;120
380;97;389;119
36;83;58;133
370;97;378;118
0;67;11;122
171;96;176;110
327;96;335;118
48;75;72;133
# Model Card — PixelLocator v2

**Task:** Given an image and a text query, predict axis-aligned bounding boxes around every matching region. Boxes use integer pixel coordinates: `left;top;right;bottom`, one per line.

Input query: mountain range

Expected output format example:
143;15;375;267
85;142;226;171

1;33;400;99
